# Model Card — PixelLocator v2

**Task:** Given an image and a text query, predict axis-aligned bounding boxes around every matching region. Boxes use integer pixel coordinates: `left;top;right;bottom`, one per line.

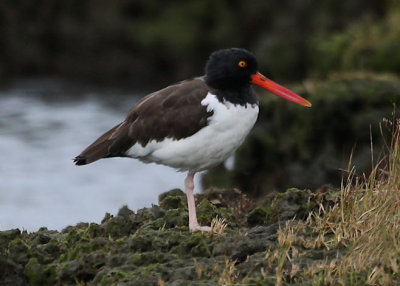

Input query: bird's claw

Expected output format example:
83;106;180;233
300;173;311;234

189;224;211;232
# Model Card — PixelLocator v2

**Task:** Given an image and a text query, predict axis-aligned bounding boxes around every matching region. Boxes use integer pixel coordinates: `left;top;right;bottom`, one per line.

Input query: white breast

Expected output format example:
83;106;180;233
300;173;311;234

126;92;259;172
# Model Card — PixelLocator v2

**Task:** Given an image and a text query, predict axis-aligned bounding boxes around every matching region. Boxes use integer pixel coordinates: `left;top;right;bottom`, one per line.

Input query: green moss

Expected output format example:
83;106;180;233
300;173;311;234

128;229;159;252
129;251;171;266
65;228;87;245
24;258;56;286
61;237;108;261
34;238;64;264
0;229;21;251
129;253;142;265
1;187;355;284
158;189;185;203
246;207;272;226
162;208;188;228
270;188;313;220
8;238;31;265
95;269;131;285
196;199;218;226
159;195;187;210
101;213;113;223
56;251;106;284
102;216;134;238
85;223;103;238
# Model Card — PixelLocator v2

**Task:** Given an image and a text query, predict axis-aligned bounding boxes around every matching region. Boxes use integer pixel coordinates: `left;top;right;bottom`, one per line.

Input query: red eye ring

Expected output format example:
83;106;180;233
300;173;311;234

238;60;247;68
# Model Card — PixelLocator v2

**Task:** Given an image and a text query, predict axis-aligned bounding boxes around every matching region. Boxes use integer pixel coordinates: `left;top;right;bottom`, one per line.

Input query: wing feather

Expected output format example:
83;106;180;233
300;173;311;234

74;78;213;165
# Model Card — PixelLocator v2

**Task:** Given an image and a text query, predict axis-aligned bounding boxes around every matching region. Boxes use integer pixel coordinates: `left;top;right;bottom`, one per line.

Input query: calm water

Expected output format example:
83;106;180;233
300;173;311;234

0;79;203;231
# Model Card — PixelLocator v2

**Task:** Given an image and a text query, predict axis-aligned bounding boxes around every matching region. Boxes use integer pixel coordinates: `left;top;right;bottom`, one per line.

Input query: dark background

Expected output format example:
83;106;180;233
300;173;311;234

0;0;395;87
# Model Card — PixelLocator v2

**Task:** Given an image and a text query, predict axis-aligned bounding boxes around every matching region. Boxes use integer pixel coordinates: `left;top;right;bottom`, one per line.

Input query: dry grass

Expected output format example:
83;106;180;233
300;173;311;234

217;258;238;285
210;216;228;236
270;115;400;285
317;117;400;284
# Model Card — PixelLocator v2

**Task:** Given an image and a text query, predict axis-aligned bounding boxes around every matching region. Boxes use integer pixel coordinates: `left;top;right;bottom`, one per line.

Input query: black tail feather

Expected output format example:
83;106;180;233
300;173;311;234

73;122;132;166
73;156;87;165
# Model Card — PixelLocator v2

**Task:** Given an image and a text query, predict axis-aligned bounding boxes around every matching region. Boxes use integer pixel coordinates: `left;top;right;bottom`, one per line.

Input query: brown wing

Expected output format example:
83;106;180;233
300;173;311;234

74;78;213;165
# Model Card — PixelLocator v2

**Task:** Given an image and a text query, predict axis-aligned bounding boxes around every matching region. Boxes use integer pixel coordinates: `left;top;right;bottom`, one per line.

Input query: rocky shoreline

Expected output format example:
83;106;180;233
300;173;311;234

0;187;340;285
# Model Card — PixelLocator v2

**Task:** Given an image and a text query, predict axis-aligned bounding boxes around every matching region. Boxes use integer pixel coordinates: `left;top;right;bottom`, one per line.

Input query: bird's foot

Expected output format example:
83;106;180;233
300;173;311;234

189;224;211;232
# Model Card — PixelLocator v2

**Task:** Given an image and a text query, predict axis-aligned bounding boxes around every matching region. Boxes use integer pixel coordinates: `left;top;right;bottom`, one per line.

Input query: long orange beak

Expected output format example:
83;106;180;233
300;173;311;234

251;72;312;107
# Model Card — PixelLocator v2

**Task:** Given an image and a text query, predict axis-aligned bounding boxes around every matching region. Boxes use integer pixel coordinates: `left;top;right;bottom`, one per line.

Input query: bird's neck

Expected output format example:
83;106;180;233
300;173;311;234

213;85;258;106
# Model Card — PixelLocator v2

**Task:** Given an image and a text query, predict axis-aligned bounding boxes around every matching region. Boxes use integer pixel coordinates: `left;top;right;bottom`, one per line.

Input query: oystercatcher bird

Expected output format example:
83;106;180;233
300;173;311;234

74;48;311;232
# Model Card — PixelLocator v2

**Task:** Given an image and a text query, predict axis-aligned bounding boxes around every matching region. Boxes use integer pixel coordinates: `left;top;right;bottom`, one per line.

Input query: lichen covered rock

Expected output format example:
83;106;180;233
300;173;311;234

0;187;340;285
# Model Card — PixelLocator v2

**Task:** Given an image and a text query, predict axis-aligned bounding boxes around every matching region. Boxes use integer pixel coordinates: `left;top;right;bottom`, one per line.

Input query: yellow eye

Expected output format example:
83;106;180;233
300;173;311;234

238;60;247;68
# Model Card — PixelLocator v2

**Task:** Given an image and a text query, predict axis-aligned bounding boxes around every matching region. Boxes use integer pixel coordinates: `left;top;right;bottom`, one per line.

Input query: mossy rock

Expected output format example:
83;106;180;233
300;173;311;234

24;258;56;286
196;199;218;226
0;229;21;250
0;257;27;286
158;189;185;203
57;251;106;284
246;207;272;226
0;187;344;285
270;188;315;220
7;239;31;265
159;195;186;210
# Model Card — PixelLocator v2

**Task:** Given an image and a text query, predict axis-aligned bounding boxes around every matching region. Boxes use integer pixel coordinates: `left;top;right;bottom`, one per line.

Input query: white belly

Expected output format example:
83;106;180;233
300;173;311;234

126;93;259;172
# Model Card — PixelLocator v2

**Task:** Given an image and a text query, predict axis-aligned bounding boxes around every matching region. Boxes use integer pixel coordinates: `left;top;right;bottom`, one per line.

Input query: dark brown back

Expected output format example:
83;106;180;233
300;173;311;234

74;78;213;165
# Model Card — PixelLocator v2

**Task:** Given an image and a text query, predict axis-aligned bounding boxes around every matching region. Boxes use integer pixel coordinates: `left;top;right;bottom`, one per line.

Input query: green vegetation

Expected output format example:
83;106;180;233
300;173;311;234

310;8;400;76
0;187;328;285
0;0;394;85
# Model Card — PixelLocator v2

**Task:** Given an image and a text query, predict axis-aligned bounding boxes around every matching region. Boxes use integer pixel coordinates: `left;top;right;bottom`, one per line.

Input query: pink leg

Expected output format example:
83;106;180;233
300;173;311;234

185;172;211;232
